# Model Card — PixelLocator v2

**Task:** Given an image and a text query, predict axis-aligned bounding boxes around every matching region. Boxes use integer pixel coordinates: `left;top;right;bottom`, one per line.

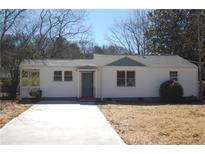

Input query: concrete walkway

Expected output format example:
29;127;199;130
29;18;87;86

0;101;124;145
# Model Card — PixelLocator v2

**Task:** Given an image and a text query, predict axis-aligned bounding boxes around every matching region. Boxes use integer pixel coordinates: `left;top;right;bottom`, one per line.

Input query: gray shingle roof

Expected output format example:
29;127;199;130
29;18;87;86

20;54;197;68
106;57;146;66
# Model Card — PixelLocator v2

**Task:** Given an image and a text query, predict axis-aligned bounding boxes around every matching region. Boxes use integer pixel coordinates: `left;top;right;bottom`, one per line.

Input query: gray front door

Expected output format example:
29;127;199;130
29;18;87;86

81;72;93;97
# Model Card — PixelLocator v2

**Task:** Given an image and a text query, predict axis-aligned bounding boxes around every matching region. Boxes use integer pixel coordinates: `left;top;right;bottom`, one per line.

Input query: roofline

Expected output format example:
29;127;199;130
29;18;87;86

93;53;180;56
20;63;197;69
20;54;198;69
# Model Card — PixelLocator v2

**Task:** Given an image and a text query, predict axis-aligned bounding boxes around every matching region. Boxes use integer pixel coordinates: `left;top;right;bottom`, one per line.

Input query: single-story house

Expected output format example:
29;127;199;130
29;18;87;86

19;54;198;101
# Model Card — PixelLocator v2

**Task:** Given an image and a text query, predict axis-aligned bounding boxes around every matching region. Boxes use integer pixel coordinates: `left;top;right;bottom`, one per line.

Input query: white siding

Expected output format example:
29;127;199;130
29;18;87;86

101;66;198;98
20;66;78;98
40;67;77;97
20;65;198;99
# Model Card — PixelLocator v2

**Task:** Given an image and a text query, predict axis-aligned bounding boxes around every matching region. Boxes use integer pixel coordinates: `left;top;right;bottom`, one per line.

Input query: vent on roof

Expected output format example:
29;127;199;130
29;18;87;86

106;57;146;66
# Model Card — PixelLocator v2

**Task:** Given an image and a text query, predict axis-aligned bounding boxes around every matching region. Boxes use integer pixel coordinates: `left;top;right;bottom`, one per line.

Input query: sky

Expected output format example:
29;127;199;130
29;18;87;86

87;9;133;45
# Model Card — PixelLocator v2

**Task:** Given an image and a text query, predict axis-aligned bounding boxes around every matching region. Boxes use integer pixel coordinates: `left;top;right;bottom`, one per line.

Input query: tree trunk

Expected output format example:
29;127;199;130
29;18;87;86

197;13;204;101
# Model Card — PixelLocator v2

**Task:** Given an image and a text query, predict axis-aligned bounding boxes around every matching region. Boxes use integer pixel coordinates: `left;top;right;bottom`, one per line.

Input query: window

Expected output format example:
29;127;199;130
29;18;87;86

54;71;62;81
127;71;135;86
30;72;40;86
117;71;135;87
22;70;29;86
170;71;178;81
22;70;39;87
64;71;72;81
117;71;126;86
22;70;29;78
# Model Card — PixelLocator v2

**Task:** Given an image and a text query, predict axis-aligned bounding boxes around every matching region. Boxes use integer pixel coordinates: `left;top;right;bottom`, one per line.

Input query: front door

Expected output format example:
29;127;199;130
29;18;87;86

81;72;93;97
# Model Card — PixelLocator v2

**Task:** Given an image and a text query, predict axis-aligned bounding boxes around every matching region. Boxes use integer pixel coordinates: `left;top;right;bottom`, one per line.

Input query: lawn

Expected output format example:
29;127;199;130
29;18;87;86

98;103;205;144
0;100;32;128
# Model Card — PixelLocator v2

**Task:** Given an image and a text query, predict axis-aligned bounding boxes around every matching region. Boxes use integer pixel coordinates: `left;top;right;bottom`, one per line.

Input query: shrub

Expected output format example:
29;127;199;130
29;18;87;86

29;89;42;100
160;80;183;102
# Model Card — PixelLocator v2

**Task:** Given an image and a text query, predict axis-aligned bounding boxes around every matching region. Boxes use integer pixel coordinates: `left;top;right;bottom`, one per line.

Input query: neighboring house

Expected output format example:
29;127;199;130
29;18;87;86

19;54;198;100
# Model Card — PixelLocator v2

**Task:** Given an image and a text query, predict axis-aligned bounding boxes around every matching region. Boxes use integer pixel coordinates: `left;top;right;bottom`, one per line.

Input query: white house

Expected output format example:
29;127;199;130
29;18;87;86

19;54;198;101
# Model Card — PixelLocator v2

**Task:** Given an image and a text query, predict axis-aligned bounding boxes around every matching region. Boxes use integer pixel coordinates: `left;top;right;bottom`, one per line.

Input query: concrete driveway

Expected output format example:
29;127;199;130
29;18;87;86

0;101;124;145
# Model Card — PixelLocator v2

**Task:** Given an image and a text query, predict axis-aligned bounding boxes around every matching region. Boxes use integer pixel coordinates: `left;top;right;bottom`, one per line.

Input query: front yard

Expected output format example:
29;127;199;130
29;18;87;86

98;103;205;144
0;100;32;128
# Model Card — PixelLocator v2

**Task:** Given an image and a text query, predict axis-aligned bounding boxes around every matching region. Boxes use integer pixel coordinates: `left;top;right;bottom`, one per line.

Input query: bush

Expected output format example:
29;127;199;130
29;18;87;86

160;80;183;102
29;89;42;100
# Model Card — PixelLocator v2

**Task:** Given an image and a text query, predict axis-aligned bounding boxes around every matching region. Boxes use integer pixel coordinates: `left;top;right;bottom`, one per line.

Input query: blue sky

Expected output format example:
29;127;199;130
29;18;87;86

87;9;133;45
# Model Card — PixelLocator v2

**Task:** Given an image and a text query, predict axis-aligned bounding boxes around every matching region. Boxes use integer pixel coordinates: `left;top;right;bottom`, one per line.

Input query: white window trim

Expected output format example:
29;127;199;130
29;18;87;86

53;70;74;82
64;71;73;81
117;70;135;87
21;69;40;88
54;71;63;82
127;71;135;87
170;71;178;81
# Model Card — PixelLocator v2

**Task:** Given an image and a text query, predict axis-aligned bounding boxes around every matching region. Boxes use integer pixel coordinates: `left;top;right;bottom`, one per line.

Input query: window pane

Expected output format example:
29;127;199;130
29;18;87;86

117;79;125;86
64;71;72;81
22;70;29;78
117;71;125;78
54;71;62;81
22;78;29;87
31;72;40;86
127;71;135;86
127;78;135;86
64;71;71;76
170;71;178;81
117;71;125;86
22;70;40;87
127;71;135;78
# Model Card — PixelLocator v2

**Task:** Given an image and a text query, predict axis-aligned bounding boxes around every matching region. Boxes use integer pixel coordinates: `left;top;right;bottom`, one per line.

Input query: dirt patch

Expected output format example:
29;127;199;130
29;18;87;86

98;103;205;144
0;100;32;128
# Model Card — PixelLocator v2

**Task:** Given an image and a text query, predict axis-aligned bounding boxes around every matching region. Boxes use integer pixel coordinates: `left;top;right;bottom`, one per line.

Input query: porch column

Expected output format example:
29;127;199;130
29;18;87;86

95;70;97;98
77;70;80;98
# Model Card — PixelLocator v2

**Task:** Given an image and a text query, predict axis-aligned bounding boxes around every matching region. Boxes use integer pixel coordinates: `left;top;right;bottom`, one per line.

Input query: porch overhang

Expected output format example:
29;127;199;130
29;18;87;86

77;65;97;72
76;65;98;99
77;65;97;69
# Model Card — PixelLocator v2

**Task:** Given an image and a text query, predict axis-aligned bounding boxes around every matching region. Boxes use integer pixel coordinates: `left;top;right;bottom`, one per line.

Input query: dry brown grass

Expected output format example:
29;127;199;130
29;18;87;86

0;100;32;128
98;103;205;144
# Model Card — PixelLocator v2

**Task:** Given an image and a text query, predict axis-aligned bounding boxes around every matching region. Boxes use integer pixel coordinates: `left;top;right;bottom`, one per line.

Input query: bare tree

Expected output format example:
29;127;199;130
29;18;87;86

35;9;90;58
78;29;95;58
107;10;149;55
1;10;39;99
190;10;205;100
0;9;26;67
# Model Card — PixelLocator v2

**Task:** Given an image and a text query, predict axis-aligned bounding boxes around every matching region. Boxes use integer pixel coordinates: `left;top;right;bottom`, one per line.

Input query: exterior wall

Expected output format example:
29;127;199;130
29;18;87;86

20;65;198;99
20;66;101;99
101;66;198;98
20;66;78;98
40;66;77;98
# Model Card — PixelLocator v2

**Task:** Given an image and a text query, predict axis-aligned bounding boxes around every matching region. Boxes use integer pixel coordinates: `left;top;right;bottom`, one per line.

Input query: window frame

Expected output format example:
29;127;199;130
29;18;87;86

117;71;126;87
30;71;40;86
21;69;40;87
126;71;135;87
54;71;62;81
64;71;73;81
170;71;178;81
117;70;135;87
